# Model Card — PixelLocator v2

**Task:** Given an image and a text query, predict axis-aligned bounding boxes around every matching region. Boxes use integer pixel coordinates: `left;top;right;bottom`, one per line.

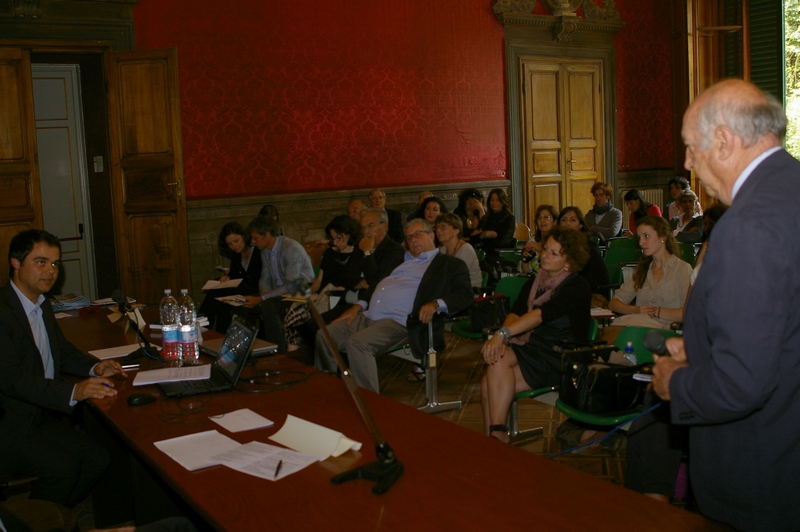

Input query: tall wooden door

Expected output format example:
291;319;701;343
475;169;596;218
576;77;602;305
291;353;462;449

0;48;42;283
520;58;604;223
106;49;189;305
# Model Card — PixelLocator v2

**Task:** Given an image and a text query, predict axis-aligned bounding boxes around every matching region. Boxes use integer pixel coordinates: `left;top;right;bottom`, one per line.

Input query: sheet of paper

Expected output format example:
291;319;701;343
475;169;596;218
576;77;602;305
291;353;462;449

202;278;242;290
210;408;274;433
54;312;71;319
89;343;160;360
268;414;361;461
216;295;246;307
211;441;317;481
132;364;212;386
154;429;241;471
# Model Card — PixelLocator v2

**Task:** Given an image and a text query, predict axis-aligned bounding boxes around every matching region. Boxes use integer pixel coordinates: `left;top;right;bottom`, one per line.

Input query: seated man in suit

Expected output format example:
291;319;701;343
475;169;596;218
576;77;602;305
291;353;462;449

314;219;473;393
347;198;366;220
356;208;404;298
241;216;315;352
368;188;404;244
0;229;126;507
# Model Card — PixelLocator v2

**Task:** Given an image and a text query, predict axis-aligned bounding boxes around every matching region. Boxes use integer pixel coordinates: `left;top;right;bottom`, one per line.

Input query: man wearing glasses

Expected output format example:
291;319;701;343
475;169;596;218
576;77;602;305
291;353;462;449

314;219;473;393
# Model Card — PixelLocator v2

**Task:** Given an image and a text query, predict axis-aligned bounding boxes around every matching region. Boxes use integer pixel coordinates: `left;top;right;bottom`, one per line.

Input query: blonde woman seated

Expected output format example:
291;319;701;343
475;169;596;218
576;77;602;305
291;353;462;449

480;228;591;443
435;213;482;288
605;216;692;342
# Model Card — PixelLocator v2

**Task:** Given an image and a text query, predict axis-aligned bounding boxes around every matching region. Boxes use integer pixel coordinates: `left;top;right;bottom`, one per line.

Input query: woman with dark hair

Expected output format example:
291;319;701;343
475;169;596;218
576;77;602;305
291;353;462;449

470;188;516;255
283;215;376;351
413;196;448;226
520;204;558;274
406;190;434;222
199;222;262;332
453;188;485;231
606;216;692;340
480;228;592;443
623;189;662;235
258;204;282;235
557;206;610;307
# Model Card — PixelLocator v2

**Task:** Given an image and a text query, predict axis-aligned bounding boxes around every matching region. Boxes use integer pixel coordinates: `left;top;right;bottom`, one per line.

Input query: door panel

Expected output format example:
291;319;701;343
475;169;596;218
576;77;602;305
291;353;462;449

0;48;41;283
107;49;188;304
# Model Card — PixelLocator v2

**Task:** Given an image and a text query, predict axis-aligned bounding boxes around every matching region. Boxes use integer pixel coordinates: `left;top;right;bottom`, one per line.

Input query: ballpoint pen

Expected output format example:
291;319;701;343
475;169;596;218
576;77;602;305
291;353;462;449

274;460;283;479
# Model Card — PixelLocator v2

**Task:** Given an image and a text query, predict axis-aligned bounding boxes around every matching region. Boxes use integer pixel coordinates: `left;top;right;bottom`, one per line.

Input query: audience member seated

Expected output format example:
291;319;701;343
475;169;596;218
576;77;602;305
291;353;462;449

624;190;662;236
314;219;473;393
357;208;405;300
453;188;485;232
435;213;482;288
470;188;516;255
407;190;434;221
258;204;283;235
557;206;611;308
664;176;702;220
414;196;448;227
347;198;366;219
520;204;557;275
604;216;692;342
283;215;376;351
368;188;404;244
239;216;315;352
585;182;623;244
480;228;591;443
198;222;262;333
669;189;704;243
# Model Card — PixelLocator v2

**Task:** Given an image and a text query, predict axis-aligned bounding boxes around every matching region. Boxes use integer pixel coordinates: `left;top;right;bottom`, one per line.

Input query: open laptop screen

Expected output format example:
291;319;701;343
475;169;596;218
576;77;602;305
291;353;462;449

216;318;256;381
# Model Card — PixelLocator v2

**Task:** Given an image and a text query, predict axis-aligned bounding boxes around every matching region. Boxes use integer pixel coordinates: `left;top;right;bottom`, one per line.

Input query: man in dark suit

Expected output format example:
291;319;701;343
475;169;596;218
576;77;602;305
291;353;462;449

356;208;404;300
314;218;473;393
368;188;404;244
653;80;800;531
0;230;126;507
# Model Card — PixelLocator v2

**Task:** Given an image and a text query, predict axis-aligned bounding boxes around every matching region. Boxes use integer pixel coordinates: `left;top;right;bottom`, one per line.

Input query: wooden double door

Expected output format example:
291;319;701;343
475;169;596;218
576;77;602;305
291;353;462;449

0;47;188;304
520;57;604;221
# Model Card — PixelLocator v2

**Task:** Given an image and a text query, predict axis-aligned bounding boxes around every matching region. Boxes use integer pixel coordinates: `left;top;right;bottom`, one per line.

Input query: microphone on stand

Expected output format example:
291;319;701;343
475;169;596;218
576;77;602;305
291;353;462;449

112;290;161;362
292;278;404;495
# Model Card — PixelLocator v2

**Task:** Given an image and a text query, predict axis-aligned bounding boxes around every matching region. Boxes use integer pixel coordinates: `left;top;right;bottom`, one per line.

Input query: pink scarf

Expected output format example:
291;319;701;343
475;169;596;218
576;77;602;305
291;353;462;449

509;269;571;345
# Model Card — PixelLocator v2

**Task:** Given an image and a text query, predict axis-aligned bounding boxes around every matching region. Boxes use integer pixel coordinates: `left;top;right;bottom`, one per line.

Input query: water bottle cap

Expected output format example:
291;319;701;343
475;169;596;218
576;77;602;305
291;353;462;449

181;289;188;295
627;341;633;346
164;289;172;295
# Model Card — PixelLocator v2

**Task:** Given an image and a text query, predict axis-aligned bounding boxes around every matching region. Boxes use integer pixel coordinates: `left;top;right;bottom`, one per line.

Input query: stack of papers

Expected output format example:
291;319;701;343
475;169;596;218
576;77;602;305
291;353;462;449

51;293;91;311
92;296;137;306
202;278;243;290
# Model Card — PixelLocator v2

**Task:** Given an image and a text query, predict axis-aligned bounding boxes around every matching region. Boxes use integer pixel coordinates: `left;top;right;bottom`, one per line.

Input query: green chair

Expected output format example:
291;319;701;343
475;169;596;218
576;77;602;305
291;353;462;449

612;326;680;365
677;242;697;267
603;237;641;287
506;317;600;445
451;276;530;339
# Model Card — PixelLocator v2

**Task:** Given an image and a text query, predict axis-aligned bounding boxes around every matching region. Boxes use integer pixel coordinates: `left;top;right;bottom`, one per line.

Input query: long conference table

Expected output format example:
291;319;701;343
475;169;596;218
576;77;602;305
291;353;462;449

59;308;715;531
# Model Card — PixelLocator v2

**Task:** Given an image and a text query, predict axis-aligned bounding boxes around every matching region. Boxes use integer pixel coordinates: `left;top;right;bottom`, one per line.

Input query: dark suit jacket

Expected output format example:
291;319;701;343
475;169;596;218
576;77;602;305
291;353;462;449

0;283;96;435
670;149;800;531
406;253;473;360
359;236;405;303
385;208;405;245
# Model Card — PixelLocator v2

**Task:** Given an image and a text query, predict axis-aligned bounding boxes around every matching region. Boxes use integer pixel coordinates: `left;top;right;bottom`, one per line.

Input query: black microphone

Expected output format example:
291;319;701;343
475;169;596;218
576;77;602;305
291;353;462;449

643;329;671;357
111;290;160;362
111;289;134;314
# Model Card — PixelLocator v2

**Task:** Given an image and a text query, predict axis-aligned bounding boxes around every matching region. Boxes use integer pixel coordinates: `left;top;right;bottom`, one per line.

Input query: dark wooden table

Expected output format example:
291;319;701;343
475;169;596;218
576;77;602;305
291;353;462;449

60;308;716;531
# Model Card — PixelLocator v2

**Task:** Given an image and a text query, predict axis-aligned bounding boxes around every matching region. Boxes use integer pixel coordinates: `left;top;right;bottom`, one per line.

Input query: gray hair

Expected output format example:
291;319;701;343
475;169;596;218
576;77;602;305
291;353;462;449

360;207;387;225
246;215;281;237
405;218;433;233
697;89;787;149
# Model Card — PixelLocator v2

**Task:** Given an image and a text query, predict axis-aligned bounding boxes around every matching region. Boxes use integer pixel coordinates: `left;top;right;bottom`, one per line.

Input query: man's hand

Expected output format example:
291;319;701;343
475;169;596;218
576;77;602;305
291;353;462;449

333;304;361;325
74;377;118;401
482;230;498;239
353;279;369;290
94;360;127;378
652;337;689;400
359;236;374;254
418;301;438;324
242;295;262;309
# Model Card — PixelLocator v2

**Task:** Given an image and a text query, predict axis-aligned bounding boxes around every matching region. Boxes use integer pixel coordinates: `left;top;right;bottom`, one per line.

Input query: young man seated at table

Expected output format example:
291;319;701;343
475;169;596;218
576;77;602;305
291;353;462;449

314;219;473;393
0;229;126;508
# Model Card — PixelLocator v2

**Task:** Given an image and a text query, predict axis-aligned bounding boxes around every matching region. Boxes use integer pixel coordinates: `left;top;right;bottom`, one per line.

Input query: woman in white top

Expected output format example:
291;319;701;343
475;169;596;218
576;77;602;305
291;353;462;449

435;212;482;288
605;216;692;342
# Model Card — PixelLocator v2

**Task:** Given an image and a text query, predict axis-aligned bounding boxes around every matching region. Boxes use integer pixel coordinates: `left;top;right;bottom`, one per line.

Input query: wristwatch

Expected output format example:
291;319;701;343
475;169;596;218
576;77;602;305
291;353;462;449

364;250;371;256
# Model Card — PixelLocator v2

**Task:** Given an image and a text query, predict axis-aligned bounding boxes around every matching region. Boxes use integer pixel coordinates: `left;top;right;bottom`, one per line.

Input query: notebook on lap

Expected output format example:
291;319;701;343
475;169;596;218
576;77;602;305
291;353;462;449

159;318;258;398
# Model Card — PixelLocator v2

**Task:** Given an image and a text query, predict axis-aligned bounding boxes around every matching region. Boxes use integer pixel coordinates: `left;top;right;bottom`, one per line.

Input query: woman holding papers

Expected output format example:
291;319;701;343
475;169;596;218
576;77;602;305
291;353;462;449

200;222;263;332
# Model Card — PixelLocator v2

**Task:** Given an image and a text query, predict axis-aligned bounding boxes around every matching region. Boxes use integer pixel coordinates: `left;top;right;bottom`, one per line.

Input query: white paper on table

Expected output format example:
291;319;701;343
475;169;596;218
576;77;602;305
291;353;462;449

210;408;274;433
202;278;242;290
54;312;71;319
154;429;241;471
211;441;317;481
89;343;161;360
132;364;212;386
268;414;362;461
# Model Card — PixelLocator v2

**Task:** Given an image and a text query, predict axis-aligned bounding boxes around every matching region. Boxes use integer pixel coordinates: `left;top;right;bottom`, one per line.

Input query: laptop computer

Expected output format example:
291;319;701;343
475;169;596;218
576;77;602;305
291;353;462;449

201;335;277;358
159;318;258;398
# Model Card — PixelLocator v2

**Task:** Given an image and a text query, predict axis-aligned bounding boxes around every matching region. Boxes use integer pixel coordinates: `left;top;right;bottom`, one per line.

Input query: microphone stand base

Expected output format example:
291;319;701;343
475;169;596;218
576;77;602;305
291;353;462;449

330;443;404;495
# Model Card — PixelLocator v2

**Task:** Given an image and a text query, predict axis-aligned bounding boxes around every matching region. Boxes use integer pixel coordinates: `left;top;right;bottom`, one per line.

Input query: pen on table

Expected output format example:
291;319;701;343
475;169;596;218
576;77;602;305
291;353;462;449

274;460;283;479
122;364;141;371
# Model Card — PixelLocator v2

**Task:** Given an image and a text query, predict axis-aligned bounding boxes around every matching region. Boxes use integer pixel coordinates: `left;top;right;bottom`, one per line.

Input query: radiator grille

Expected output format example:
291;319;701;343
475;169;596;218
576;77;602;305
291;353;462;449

621;188;664;228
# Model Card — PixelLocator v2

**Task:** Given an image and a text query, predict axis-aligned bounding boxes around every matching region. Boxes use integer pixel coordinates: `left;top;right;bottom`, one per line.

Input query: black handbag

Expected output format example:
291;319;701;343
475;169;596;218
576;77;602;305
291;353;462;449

469;293;509;333
558;345;648;415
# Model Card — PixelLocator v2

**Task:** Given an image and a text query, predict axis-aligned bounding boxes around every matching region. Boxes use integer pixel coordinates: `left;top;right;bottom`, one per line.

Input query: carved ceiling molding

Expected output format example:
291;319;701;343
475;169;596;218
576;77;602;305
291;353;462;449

493;0;622;41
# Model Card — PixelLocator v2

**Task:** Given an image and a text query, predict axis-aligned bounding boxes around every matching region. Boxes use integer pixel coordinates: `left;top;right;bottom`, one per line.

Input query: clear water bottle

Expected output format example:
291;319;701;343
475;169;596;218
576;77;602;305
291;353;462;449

178;288;200;364
160;289;180;361
623;341;637;365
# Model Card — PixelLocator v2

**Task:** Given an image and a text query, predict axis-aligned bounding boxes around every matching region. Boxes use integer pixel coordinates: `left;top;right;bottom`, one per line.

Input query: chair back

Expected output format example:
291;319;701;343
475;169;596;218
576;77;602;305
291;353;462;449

514;222;532;242
493;276;529;308
604;238;641;286
613;326;680;365
677;242;697;267
588;317;599;341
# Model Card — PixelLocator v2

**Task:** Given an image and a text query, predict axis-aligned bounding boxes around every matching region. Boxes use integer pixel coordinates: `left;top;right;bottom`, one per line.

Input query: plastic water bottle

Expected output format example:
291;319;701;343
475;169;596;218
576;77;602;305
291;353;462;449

160;289;180;361
178;289;200;364
623;341;637;365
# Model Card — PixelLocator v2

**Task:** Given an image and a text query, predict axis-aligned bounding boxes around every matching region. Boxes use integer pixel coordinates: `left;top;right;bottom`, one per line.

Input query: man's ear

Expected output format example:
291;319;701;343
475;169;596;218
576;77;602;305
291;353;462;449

714;125;737;161
10;258;20;271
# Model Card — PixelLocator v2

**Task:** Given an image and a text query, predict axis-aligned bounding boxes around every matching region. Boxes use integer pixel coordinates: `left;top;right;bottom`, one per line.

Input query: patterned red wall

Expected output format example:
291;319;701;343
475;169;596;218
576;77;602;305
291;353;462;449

133;0;673;200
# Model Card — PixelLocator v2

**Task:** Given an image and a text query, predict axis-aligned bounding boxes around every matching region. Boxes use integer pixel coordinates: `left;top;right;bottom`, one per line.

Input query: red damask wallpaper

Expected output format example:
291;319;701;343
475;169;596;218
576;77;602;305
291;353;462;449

133;0;673;200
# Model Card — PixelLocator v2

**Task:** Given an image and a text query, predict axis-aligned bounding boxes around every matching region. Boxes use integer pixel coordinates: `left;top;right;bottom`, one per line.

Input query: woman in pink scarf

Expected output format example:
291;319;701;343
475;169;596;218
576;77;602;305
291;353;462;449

480;228;591;443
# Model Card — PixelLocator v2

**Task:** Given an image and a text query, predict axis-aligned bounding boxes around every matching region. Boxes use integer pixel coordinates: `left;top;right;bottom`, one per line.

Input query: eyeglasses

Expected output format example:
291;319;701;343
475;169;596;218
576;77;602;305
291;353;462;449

537;215;553;221
405;230;430;242
435;223;452;231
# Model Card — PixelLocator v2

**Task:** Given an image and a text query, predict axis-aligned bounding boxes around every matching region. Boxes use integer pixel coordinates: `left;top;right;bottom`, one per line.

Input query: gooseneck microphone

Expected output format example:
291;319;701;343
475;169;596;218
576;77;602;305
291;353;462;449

112;289;161;362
